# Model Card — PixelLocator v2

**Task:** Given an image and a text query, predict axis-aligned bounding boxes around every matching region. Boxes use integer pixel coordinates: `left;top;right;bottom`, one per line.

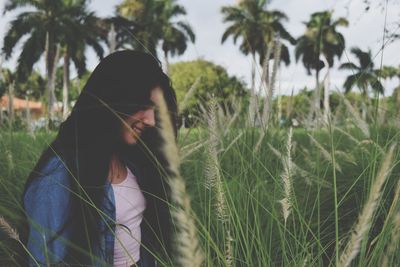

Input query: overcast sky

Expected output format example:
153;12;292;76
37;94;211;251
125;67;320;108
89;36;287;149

1;0;399;95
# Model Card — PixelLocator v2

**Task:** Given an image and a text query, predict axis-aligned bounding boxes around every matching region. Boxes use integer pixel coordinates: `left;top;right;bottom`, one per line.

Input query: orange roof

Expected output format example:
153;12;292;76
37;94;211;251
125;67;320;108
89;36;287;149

1;95;42;110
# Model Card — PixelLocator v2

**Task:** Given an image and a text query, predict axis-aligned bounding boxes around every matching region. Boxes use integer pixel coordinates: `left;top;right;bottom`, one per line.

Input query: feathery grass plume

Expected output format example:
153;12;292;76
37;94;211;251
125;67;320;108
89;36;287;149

204;97;219;189
308;133;342;173
359;139;385;154
0;216;41;266
268;143;313;185
333;126;371;155
279;127;293;225
178;77;200;114
204;97;234;266
222;96;242;136
154;89;204;267
334;150;357;165
301;147;318;170
337;92;370;138
180;139;208;162
205;97;228;221
338;145;396;267
5;149;14;173
224;132;244;154
380;180;400;267
225;229;234;267
381;213;400;267
254;39;282;152
0;216;19;241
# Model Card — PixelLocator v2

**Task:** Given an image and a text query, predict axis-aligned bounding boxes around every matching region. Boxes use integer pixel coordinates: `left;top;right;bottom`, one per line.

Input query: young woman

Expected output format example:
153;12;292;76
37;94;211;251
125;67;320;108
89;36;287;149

23;51;178;266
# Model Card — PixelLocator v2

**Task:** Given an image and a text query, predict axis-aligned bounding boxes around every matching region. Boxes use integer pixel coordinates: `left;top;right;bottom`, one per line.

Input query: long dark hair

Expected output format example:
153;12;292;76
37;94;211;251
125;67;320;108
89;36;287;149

23;50;178;265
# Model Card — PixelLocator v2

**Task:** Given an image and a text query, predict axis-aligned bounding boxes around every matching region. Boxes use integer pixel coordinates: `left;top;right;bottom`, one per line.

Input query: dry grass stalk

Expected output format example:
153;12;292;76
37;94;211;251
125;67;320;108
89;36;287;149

267;39;281;109
222;97;242;136
253;130;265;153
180;139;208;162
225;229;234;267
204;98;219;189
334;150;357;165
205;98;234;266
155;90;204;267
255;39;282;151
338;145;396;267
268;143;313;185
333;126;371;155
380;180;400;267
5;149;14;172
381;213;400;267
205;98;228;222
0;216;19;241
301;147;318;170
359;139;385;154
308;133;342;173
338;92;370;138
178;77;200;114
279;127;293;225
224;131;244;153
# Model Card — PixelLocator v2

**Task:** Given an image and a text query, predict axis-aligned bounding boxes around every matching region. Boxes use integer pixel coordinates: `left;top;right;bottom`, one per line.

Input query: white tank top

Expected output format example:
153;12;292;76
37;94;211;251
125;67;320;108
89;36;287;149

111;166;146;266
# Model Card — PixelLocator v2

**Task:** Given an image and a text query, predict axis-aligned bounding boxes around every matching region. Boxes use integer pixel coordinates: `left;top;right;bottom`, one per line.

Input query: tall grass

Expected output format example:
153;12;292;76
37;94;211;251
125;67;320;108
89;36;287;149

1;76;400;267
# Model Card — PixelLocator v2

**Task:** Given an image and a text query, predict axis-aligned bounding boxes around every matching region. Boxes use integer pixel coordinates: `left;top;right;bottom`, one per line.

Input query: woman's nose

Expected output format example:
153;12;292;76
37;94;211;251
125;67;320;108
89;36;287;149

142;108;156;127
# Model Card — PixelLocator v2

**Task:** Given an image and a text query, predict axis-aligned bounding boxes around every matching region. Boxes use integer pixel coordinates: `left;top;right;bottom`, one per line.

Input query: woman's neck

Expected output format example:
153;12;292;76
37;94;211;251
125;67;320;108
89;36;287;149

108;153;128;184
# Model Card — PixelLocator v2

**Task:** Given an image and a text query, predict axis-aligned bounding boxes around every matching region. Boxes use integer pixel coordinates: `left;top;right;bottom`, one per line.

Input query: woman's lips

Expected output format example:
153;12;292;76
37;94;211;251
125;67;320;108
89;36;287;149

131;125;143;135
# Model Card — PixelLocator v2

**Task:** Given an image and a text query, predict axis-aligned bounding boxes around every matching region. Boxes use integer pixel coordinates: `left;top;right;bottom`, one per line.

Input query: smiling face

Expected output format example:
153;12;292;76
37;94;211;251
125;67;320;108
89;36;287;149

120;86;161;145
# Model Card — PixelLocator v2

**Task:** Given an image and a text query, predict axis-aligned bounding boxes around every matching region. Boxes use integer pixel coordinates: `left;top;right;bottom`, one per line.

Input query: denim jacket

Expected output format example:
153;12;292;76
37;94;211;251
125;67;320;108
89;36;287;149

24;155;156;267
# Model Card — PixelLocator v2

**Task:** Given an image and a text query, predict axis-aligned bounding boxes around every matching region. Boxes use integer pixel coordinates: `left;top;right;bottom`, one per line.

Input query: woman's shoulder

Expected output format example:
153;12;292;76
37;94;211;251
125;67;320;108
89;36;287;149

28;155;71;189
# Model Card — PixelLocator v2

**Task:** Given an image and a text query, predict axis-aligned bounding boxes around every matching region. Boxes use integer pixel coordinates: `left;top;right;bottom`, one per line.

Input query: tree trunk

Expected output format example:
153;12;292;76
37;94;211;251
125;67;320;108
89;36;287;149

396;78;400;127
308;68;321;127
25;95;32;132
315;69;320;115
261;39;281;129
248;53;257;127
361;101;367;121
7;82;14;128
251;53;256;92
108;23;117;55
0;55;3;128
361;89;369;121
163;49;169;75
323;64;331;125
45;32;58;120
277;67;282;126
63;51;70;119
0;99;3;128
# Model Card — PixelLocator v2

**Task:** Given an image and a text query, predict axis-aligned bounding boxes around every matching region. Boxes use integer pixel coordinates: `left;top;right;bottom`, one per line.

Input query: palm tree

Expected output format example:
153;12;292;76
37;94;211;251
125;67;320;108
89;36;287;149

2;0;103;119
2;0;60;118
116;0;195;74
0;69;16;126
58;0;107;118
104;15;138;54
116;0;163;56
295;11;348;123
339;47;384;120
159;0;195;75
221;0;295;92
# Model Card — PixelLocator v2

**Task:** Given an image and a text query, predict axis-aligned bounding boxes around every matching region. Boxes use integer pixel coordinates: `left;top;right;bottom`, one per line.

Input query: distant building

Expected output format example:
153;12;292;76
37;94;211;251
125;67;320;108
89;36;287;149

1;95;43;118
